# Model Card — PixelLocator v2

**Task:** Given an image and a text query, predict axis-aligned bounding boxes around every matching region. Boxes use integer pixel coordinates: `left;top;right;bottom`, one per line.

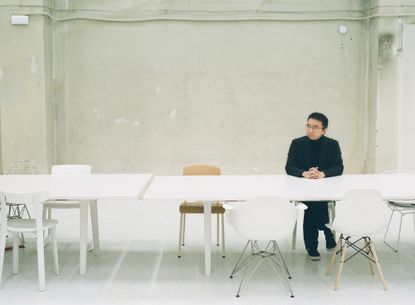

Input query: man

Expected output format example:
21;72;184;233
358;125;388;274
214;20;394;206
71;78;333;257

285;112;344;261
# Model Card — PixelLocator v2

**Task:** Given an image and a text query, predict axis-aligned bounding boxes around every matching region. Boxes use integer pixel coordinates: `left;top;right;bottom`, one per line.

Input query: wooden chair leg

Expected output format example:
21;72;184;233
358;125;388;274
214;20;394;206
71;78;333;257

216;213;220;246
178;213;184;257
334;237;348;290
326;235;342;275
369;240;387;290
364;237;374;275
182;214;186;246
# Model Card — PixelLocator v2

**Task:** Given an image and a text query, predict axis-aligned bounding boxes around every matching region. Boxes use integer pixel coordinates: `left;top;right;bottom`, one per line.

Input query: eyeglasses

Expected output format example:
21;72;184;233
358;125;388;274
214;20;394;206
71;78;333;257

305;124;324;130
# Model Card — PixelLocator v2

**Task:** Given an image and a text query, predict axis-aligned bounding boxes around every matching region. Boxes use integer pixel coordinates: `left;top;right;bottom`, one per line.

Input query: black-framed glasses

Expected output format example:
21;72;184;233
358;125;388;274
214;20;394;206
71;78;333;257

305;124;324;130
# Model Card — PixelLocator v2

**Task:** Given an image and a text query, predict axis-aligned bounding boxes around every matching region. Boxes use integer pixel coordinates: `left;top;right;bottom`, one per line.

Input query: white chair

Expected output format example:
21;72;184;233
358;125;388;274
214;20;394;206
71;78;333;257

382;170;415;252
225;197;305;298
0;190;59;291
326;189;387;290
43;165;99;274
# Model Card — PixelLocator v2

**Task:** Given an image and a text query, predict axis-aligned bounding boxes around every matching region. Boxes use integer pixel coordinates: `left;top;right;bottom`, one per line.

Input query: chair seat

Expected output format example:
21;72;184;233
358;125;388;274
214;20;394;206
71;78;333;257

44;199;81;209
7;219;58;232
180;202;225;214
387;200;415;208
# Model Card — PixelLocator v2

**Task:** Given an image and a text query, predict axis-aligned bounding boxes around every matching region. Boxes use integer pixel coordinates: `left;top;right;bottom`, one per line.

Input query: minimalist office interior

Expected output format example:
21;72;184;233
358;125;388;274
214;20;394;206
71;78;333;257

1;0;415;304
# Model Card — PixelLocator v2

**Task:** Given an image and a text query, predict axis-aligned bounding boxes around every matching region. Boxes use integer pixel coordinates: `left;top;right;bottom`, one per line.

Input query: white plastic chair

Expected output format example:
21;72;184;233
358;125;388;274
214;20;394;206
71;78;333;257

0;190;59;291
326;189;387;290
382;170;415;252
225;197;305;298
44;165;100;274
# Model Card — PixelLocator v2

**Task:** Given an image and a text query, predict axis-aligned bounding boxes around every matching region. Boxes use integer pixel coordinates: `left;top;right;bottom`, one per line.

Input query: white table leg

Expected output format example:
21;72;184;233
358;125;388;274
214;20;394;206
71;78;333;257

80;200;89;275
0;205;7;287
89;199;100;255
203;201;213;276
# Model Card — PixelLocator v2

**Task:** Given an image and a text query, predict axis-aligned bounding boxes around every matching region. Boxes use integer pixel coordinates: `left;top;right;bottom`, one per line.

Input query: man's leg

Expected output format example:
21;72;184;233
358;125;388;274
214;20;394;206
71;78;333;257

316;202;336;249
303;203;320;256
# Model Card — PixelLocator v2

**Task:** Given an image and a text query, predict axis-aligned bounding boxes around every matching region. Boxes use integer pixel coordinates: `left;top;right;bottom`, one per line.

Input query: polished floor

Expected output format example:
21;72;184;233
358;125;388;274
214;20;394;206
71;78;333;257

1;200;415;305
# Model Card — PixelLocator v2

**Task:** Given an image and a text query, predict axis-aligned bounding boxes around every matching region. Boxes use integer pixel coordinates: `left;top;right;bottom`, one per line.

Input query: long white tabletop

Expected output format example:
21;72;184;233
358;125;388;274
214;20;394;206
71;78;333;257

0;173;153;275
143;173;415;276
0;174;154;200
143;174;415;201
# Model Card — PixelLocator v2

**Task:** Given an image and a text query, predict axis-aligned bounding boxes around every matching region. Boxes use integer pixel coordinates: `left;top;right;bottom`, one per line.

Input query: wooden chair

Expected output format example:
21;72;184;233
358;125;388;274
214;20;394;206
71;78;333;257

178;165;225;258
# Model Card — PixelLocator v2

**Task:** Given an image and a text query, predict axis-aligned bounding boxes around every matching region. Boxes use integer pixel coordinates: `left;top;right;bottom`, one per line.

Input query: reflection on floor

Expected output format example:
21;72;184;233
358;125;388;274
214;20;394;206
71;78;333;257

1;237;415;305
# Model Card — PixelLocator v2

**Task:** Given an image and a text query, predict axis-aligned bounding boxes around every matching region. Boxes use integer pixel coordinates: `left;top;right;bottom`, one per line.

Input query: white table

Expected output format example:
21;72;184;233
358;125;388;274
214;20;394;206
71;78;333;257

143;174;415;276
0;173;153;275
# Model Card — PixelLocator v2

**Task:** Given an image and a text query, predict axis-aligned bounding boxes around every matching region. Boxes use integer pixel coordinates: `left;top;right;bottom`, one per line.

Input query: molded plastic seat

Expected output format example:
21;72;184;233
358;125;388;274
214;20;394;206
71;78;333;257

326;189;387;290
225;196;303;298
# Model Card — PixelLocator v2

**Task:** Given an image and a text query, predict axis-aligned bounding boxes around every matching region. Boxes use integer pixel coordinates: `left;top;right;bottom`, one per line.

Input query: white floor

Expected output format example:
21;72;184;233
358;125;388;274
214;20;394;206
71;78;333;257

1;200;415;305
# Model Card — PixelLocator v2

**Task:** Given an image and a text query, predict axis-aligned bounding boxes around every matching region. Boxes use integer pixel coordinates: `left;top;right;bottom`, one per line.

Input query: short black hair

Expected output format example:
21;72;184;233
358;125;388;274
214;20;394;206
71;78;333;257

308;112;328;129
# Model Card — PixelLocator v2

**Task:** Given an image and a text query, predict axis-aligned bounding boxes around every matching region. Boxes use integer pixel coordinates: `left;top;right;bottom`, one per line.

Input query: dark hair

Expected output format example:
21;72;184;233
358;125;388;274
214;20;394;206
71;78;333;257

308;112;328;129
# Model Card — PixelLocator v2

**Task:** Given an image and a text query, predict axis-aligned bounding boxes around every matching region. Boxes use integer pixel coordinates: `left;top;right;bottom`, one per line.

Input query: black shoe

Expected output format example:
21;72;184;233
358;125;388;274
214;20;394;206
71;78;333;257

325;233;337;251
307;249;321;261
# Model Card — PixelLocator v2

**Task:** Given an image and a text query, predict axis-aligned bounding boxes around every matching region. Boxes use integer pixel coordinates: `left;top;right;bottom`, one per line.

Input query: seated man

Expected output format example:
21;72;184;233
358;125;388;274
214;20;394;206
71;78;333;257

285;112;344;261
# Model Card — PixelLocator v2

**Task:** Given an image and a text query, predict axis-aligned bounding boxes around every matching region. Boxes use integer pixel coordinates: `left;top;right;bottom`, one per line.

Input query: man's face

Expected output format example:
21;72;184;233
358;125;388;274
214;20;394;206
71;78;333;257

306;118;326;140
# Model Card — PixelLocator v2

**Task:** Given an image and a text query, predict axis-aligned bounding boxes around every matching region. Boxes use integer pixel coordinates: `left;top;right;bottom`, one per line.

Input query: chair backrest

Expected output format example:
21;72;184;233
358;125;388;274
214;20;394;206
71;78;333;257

382;170;415;206
226;196;297;241
183;165;220;176
51;164;91;175
332;189;387;237
6;160;40;175
0;190;50;226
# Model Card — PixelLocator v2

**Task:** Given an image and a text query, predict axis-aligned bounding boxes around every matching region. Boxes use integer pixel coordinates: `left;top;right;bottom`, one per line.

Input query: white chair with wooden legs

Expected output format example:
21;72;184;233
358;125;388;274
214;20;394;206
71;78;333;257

43;164;99;275
382;170;415;252
0;191;59;291
224;197;306;298
326;189;387;291
178;165;225;258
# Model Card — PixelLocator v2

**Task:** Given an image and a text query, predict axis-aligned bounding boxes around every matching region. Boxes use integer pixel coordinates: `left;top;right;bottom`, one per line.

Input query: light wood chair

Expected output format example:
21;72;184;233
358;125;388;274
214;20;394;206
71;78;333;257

178;165;225;258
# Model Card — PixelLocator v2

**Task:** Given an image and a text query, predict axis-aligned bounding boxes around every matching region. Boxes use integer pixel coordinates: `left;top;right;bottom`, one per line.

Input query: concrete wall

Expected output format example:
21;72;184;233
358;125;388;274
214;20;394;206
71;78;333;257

1;0;414;174
399;22;415;170
0;0;54;174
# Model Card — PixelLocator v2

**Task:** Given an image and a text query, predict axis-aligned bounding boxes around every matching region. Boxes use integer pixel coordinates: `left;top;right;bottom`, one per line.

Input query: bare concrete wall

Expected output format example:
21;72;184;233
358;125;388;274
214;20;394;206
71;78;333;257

399;22;415;170
0;0;54;174
53;3;370;174
1;0;414;174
